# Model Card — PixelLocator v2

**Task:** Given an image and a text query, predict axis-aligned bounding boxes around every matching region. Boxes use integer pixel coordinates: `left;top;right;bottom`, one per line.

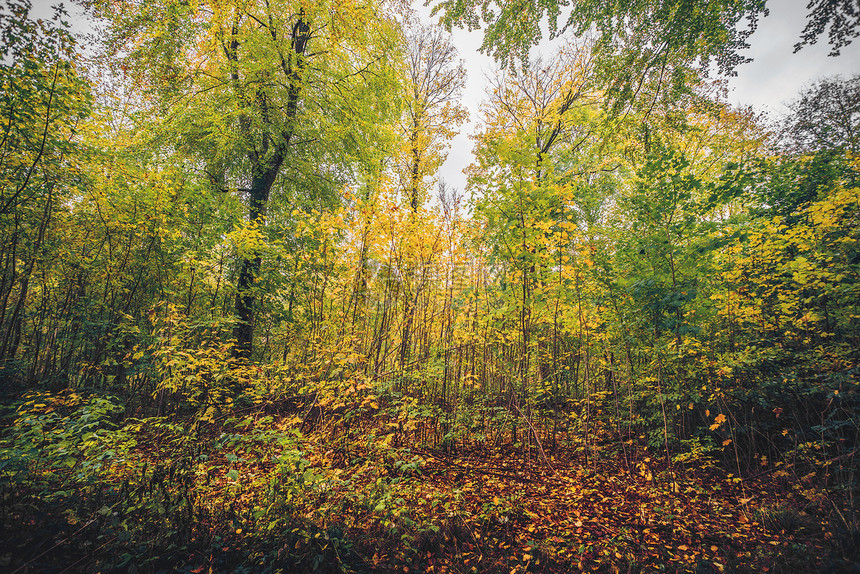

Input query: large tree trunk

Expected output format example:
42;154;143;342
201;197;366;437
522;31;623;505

232;160;282;359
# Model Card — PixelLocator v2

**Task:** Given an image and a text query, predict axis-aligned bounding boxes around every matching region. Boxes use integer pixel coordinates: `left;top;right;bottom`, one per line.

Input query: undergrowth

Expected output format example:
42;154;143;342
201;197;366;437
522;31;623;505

2;382;857;573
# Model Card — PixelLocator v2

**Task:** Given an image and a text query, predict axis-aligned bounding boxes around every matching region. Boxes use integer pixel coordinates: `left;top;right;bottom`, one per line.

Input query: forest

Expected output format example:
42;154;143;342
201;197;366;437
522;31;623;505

0;0;858;571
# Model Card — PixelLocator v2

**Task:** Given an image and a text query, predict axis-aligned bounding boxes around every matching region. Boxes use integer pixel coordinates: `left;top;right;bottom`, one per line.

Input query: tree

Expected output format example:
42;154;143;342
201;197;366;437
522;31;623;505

466;40;610;440
753;74;860;219
470;40;602;187
783;74;860;155
392;19;467;377
88;0;402;358
398;19;467;211
0;0;92;372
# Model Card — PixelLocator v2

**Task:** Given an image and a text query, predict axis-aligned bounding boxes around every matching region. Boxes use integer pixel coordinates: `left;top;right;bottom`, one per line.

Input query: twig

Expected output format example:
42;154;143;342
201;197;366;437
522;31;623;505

513;404;558;478
56;535;117;574
741;448;859;482
299;391;319;433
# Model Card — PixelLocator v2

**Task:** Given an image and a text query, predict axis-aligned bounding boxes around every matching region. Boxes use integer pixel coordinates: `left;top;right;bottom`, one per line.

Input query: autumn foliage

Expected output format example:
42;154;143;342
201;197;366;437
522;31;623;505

1;0;858;572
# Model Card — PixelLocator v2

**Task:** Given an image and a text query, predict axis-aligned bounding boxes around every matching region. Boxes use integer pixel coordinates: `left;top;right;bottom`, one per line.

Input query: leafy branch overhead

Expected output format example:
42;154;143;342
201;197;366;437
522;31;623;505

432;0;858;110
433;0;768;71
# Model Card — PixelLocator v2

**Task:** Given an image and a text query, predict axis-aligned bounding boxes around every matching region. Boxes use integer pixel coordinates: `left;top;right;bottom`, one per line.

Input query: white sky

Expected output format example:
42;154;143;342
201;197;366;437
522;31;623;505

421;0;860;193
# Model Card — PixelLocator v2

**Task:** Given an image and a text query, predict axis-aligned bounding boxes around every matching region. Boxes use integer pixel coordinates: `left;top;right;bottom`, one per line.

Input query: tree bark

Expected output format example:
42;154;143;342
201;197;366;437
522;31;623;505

232;162;281;358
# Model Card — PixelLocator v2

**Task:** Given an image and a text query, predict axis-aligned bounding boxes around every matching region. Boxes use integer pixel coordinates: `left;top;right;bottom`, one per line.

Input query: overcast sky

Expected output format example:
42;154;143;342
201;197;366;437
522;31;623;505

420;0;860;193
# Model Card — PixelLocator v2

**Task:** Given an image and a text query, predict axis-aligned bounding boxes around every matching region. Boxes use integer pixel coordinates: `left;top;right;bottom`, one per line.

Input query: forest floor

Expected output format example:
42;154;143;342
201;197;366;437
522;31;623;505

2;403;858;573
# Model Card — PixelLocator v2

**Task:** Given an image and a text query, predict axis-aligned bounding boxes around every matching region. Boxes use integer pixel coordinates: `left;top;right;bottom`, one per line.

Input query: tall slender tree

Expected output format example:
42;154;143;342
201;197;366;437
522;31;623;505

398;19;467;211
396;19;466;376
